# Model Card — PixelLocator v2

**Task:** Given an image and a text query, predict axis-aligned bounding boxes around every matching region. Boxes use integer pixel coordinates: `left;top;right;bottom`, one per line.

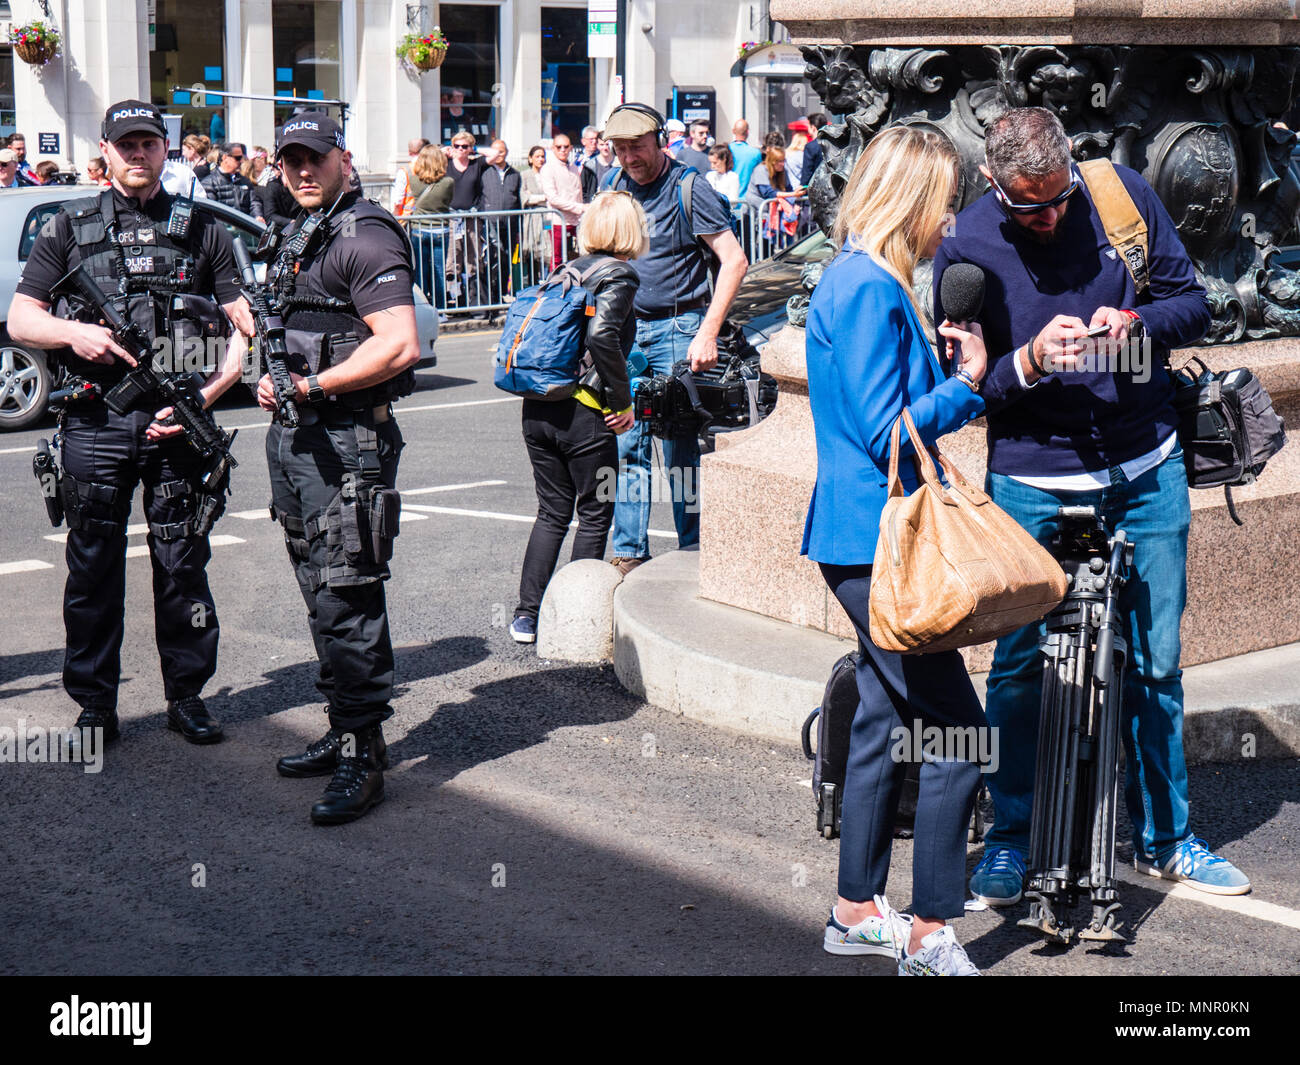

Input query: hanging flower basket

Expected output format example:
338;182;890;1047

397;29;449;73
9;20;61;66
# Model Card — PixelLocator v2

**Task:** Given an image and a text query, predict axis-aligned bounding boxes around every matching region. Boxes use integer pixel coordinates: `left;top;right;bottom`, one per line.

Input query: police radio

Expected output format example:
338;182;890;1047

284;213;330;259
167;197;194;241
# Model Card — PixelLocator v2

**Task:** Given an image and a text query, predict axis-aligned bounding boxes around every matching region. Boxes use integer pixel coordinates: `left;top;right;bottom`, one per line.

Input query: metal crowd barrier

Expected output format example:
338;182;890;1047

402;207;575;319
737;193;814;263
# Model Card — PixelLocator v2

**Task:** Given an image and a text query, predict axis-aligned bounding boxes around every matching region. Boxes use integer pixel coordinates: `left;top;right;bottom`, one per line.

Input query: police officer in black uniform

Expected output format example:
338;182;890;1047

256;113;419;825
8;100;251;750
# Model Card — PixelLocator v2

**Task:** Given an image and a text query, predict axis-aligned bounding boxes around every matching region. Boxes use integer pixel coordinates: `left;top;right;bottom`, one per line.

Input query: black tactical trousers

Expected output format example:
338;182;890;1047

266;407;403;732
59;405;219;710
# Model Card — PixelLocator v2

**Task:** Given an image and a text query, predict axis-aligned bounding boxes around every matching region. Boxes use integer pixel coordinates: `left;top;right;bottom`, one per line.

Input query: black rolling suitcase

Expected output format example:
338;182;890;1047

801;651;985;842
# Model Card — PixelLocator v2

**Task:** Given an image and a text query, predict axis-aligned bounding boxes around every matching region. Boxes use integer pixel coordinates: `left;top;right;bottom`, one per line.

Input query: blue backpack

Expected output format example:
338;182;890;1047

493;259;613;398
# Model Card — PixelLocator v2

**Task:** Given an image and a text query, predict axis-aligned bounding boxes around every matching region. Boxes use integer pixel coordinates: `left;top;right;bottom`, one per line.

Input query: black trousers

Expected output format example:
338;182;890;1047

820;562;987;919
59;405;219;710
516;398;617;620
267;409;403;732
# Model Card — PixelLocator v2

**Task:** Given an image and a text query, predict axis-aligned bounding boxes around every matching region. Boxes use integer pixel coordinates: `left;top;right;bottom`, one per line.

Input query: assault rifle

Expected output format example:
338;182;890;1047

53;264;237;531
231;238;300;427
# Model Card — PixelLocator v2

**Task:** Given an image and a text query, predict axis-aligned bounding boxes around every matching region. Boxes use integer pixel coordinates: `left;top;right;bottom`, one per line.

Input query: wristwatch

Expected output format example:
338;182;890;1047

304;374;327;404
1120;309;1146;339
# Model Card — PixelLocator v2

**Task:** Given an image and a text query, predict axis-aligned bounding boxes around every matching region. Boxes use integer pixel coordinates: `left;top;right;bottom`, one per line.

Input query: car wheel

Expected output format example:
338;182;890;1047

0;343;52;431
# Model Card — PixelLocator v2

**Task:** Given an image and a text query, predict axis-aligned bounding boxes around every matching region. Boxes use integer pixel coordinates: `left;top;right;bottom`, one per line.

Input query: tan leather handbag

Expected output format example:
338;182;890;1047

868;409;1069;654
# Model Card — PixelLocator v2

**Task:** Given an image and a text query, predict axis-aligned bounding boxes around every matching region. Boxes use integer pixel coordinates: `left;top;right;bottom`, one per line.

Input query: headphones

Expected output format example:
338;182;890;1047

609;102;667;148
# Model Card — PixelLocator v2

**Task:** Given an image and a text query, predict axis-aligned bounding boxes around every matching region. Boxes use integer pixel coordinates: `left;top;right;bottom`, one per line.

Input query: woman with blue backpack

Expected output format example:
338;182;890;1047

508;190;648;644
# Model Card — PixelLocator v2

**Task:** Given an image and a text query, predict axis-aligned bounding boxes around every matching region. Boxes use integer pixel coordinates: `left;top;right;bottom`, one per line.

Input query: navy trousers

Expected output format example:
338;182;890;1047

820;562;987;919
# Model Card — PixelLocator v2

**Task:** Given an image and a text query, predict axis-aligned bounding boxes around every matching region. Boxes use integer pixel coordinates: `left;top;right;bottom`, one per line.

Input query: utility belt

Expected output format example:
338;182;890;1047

270;406;401;589
31;433;226;541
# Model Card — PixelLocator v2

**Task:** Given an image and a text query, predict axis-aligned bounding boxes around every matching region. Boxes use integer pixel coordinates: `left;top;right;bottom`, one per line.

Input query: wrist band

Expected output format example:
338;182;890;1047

1026;333;1048;376
953;369;980;394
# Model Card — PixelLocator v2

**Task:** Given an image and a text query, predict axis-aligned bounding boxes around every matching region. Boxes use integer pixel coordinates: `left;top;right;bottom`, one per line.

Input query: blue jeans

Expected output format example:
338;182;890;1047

983;448;1192;860
412;229;447;310
611;310;703;559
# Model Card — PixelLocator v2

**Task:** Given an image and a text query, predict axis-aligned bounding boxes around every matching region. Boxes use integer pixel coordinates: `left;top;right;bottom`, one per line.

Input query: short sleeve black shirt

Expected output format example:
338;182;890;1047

292;194;414;318
17;185;242;307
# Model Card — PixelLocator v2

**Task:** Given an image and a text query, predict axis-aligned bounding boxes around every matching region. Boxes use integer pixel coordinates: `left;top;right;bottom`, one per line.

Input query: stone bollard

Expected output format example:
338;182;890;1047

536;558;624;662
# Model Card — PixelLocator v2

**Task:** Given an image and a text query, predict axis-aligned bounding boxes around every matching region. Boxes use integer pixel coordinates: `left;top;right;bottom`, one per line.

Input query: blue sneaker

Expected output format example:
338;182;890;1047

509;616;536;644
969;847;1026;907
1135;837;1251;896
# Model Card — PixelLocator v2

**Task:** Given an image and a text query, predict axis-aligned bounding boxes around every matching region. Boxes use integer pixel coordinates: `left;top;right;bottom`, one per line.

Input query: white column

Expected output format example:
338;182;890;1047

237;0;275;149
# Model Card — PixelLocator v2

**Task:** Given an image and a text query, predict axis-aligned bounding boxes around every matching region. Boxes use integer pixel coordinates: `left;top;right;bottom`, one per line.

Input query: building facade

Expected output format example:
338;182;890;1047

2;0;813;176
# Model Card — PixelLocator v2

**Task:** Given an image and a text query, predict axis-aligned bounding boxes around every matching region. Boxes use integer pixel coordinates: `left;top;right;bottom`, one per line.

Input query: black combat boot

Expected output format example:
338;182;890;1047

166;695;224;744
309;725;386;825
66;706;120;758
277;716;388;778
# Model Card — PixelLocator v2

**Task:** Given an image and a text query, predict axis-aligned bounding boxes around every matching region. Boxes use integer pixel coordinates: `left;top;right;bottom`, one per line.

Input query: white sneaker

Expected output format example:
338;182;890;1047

898;924;981;976
822;900;905;958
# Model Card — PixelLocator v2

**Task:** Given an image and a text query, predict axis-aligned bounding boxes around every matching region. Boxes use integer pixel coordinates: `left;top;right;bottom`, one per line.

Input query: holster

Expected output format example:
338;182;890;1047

32;438;64;527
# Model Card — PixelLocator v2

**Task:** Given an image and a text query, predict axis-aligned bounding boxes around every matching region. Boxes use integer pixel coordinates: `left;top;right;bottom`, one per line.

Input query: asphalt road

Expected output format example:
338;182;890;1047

0;330;1296;977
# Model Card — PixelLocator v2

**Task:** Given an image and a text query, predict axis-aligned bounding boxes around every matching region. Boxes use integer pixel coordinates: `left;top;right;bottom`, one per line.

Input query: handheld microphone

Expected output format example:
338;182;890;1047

939;263;986;324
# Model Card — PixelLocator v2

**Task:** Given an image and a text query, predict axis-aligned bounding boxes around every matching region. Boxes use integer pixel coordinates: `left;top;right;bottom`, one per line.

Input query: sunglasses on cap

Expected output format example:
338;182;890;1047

989;167;1080;215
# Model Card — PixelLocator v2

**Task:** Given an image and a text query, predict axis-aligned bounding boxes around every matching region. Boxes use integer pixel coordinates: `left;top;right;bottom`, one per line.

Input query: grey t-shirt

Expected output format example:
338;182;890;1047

613;158;732;317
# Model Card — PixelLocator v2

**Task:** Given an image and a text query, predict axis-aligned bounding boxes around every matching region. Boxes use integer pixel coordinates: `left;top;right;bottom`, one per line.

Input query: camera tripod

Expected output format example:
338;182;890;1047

1018;506;1135;945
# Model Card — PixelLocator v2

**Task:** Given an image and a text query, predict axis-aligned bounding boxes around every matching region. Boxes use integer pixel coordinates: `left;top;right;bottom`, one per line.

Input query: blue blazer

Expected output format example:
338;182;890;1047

801;249;986;565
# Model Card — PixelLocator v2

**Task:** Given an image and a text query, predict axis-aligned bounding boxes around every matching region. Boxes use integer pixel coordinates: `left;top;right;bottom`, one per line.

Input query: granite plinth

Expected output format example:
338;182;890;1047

772;1;1300;46
698;326;1300;672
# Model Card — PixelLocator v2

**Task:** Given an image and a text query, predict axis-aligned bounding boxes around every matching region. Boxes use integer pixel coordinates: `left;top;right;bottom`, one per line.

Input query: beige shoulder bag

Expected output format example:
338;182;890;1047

868;410;1069;654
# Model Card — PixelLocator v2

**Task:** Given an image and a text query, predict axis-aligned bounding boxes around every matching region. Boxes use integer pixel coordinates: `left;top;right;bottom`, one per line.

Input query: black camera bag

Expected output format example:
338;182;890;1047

1168;356;1286;525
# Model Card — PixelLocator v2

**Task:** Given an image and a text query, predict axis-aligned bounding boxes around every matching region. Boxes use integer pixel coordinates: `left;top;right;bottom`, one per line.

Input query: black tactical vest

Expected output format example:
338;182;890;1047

56;190;205;384
271;195;417;407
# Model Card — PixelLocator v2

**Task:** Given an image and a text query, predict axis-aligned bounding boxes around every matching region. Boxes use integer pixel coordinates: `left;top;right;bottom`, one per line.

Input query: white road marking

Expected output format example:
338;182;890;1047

0;444;36;455
231;509;272;521
399;502;676;538
404;480;507;496
46;522;151;544
0;559;55;575
1115;863;1300;931
221;396;520;432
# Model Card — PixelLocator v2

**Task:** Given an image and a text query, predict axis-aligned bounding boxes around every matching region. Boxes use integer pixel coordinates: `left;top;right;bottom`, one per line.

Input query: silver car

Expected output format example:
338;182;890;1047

0;187;438;431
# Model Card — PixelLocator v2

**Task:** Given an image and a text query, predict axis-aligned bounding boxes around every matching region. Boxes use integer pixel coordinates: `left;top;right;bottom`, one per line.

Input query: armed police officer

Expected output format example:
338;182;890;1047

253;113;420;825
8;100;251;752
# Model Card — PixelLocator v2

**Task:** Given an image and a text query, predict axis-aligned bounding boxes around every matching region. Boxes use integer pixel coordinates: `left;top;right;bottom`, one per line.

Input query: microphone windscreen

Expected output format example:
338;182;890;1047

939;263;986;324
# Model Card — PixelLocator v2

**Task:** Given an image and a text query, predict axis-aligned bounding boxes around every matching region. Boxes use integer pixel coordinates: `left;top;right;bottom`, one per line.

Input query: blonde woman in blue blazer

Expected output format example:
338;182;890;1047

803;125;990;976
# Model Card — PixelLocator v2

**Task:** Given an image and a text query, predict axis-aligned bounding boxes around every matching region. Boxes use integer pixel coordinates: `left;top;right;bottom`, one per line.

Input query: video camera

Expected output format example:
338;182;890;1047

632;326;777;450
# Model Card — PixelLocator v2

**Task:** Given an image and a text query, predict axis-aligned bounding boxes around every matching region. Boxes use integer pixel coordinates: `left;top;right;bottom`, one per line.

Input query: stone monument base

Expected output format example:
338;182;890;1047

699;326;1300;672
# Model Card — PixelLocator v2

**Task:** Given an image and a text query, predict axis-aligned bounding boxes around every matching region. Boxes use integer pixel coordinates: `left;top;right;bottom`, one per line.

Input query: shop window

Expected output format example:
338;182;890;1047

541;8;589;141
150;0;228;143
438;5;500;145
0;46;14;139
272;0;342;126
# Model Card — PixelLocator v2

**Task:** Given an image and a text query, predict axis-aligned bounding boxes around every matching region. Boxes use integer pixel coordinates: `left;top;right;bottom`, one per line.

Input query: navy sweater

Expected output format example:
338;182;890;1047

933;165;1211;477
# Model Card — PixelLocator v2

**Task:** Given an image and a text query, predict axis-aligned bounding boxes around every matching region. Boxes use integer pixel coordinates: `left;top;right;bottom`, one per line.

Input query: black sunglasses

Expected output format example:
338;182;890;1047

989;168;1079;215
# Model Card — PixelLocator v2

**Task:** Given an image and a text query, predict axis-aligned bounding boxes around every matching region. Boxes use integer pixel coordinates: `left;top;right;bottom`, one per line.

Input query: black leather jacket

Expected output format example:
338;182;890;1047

568;253;639;413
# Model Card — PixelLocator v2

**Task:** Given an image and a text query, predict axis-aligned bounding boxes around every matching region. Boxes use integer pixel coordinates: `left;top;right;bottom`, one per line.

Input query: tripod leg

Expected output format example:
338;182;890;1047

1021;629;1087;944
1081;635;1128;943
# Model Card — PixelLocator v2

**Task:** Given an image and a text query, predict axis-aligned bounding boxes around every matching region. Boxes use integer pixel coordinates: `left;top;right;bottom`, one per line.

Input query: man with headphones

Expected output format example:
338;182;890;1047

602;103;749;573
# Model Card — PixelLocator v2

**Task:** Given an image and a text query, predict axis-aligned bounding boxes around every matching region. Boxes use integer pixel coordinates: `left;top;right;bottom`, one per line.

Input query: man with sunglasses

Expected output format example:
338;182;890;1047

933;107;1248;904
200;142;256;216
